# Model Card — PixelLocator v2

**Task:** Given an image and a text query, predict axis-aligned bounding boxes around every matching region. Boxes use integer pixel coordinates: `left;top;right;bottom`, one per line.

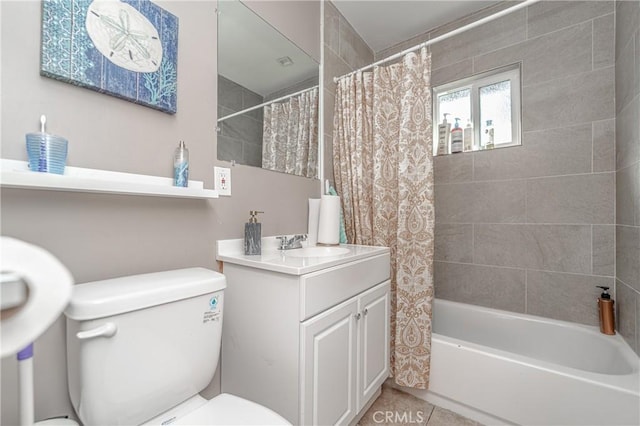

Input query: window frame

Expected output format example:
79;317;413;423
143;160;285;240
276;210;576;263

432;63;522;155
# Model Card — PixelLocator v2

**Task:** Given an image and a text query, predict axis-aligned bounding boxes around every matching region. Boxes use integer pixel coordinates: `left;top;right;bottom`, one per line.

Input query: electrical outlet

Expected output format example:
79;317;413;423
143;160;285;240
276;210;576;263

214;167;231;196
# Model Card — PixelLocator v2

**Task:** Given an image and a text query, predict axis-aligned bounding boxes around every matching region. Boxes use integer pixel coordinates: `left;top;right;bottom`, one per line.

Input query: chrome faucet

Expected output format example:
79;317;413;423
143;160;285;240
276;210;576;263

277;234;308;250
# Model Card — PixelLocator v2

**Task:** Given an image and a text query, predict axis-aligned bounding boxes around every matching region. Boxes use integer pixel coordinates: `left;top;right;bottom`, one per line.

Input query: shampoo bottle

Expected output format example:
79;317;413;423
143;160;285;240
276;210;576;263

484;120;495;150
463;119;473;152
174;141;189;187
437;113;451;155
244;210;263;255
596;286;615;335
451;118;463;153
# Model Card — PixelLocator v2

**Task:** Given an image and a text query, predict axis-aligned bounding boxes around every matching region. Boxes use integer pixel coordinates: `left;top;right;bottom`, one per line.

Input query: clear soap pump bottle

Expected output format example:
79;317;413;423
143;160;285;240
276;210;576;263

174;141;189;187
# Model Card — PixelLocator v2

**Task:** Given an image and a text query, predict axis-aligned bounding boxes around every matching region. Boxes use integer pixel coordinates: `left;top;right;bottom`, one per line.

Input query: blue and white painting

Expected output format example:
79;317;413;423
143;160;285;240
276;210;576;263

41;0;178;114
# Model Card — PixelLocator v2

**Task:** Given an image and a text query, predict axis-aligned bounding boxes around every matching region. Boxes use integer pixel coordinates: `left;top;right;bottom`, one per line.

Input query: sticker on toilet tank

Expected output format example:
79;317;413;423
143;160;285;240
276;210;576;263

202;295;221;324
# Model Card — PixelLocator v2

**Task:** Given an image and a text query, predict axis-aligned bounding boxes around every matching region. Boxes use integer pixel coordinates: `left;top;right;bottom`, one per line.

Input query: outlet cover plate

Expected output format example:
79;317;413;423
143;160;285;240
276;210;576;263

214;167;231;196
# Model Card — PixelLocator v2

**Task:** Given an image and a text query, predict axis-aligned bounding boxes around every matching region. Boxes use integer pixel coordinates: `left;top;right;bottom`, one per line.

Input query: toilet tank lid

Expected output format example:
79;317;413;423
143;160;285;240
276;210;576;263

64;268;226;320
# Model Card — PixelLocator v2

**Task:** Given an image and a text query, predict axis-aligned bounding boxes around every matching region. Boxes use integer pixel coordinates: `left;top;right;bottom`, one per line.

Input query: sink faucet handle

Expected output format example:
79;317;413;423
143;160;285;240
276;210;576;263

276;235;288;250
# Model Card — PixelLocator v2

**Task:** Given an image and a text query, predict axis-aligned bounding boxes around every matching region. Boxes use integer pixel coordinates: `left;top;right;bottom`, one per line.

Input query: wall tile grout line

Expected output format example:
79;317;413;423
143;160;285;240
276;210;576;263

591;19;595;72
520;64;614;89
591;224;594;275
434;169;615;186
591;121;595;173
472;223;475;264
524;178;529;223
435;259;616;279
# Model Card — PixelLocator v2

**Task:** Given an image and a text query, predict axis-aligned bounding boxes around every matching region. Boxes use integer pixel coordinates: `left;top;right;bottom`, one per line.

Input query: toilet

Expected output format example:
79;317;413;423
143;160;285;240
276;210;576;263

63;267;290;426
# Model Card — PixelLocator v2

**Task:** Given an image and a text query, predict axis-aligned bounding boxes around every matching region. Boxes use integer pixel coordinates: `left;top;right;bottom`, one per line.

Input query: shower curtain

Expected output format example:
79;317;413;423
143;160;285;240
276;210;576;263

333;47;434;389
262;87;319;178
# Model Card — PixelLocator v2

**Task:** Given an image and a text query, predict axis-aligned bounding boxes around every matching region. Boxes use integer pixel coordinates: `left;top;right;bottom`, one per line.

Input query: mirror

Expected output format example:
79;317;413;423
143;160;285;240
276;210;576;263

217;0;320;179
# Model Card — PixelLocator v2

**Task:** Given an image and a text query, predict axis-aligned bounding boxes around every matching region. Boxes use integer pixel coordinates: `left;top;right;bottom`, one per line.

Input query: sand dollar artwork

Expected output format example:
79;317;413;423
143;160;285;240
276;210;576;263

85;0;163;73
41;0;178;113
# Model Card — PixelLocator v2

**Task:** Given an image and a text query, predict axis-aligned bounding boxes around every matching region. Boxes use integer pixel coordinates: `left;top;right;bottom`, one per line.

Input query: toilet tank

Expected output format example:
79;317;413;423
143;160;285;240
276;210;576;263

64;268;226;426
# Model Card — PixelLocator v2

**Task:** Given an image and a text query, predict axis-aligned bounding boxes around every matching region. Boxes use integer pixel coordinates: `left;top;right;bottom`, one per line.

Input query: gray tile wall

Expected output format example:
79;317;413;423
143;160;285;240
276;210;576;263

378;1;617;328
615;0;640;355
217;76;264;168
324;1;374;183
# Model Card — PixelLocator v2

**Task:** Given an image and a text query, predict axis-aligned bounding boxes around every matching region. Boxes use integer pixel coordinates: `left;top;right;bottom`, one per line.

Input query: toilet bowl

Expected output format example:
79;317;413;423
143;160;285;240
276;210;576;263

144;394;289;425
63;268;289;425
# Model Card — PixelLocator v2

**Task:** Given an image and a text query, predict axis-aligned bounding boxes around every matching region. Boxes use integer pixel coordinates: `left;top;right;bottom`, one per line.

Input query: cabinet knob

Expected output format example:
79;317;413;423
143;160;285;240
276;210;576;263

354;313;361;320
363;308;368;316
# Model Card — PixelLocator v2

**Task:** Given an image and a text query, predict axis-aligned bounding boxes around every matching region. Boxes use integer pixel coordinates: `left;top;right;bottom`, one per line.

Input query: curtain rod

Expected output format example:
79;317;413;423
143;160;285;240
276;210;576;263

217;85;318;123
333;0;540;83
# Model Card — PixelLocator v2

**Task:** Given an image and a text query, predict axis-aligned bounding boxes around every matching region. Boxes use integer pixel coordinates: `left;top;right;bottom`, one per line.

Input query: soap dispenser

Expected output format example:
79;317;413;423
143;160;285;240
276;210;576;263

437;113;451;155
596;286;615;335
244;211;263;255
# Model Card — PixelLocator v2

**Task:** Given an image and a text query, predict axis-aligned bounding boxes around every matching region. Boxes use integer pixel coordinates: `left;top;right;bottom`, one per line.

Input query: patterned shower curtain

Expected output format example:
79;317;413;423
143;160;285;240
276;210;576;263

262;87;319;178
333;47;434;388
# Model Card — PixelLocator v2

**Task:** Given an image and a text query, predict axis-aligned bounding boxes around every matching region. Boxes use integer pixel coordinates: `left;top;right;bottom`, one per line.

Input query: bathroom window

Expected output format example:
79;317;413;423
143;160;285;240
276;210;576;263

433;63;521;155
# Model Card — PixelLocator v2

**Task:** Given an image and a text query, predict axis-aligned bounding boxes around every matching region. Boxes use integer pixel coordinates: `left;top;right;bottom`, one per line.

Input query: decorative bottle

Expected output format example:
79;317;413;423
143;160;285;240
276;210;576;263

244;210;264;255
596;286;615;335
484;120;495;150
450;117;463;153
437;113;451;155
174;141;189;187
463;119;473;152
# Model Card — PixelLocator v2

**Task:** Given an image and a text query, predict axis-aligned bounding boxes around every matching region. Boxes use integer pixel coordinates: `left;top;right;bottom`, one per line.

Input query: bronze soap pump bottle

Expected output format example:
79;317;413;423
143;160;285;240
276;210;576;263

596;286;615;335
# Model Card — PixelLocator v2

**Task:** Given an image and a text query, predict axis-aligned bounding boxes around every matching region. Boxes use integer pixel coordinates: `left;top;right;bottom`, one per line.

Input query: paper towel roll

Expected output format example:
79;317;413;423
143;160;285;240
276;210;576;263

318;195;340;245
308;198;321;246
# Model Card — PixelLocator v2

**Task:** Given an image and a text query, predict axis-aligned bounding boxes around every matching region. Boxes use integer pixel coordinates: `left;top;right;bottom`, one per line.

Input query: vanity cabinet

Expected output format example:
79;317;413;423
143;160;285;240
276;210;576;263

300;281;390;425
219;249;390;425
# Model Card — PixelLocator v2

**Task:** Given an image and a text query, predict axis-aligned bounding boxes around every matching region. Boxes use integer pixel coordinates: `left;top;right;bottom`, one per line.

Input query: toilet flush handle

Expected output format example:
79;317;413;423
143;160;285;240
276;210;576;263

76;322;117;340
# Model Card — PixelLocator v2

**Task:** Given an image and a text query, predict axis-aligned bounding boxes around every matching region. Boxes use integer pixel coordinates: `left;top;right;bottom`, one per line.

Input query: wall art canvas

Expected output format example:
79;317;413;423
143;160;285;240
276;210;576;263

41;0;178;114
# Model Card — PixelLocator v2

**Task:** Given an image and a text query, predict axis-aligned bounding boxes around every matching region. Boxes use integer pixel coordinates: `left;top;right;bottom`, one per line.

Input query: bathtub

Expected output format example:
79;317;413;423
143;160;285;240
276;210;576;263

396;299;640;425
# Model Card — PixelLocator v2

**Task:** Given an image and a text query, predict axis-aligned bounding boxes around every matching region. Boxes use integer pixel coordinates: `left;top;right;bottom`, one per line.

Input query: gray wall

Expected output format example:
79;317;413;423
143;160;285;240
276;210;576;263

244;0;321;64
615;0;640;355
265;75;319;101
376;1;616;326
324;1;374;183
218;75;264;168
0;1;320;424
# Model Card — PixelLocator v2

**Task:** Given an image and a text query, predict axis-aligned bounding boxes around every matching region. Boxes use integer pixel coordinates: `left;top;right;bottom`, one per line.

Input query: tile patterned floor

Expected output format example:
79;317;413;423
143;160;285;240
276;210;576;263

358;385;482;426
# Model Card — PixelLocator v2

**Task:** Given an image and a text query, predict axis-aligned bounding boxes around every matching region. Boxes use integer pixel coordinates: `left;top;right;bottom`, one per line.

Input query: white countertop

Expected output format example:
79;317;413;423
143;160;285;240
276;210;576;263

216;237;390;275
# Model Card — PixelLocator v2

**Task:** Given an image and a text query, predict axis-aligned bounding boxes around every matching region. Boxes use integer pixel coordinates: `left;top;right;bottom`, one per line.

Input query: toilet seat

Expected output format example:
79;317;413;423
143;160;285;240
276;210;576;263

144;394;291;425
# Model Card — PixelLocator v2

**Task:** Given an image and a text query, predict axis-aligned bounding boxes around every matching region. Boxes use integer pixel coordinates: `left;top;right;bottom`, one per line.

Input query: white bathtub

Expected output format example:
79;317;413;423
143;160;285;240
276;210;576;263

396;299;640;425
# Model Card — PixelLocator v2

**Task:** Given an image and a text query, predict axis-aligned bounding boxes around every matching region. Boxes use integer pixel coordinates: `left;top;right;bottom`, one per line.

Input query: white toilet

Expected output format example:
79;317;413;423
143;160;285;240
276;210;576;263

63;267;290;426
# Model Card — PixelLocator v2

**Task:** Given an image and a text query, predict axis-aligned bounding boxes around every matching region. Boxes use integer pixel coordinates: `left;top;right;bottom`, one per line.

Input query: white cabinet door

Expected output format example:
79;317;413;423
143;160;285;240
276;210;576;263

301;299;359;426
357;281;390;411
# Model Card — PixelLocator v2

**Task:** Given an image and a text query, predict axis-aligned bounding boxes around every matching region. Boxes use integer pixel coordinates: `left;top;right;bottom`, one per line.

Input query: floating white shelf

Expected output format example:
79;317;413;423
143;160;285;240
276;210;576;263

0;159;219;199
